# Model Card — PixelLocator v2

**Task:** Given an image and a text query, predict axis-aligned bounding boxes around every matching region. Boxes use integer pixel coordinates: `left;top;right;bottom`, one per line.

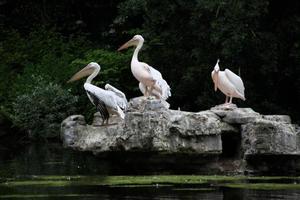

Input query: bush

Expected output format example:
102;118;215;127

12;75;78;139
0;28;90;106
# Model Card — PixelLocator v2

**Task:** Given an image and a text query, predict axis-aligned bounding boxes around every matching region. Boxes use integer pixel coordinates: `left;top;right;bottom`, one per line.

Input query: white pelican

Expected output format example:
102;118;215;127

68;62;127;125
118;35;171;100
211;59;245;104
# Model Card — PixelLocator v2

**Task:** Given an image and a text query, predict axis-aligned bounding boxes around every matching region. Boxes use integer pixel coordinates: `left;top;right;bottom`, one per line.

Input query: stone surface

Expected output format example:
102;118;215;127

222;108;260;124
211;104;261;124
296;125;300;153
61;115;86;147
262;115;291;124
61;99;300;174
210;104;237;117
241;119;298;155
61;97;223;154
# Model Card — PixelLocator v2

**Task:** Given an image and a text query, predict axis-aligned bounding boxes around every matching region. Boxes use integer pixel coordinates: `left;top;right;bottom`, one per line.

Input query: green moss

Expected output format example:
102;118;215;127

1;175;299;188
222;183;300;190
0;175;232;187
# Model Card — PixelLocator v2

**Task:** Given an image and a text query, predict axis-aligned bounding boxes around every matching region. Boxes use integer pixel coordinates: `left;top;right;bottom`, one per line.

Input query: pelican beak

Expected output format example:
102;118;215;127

67;64;94;83
118;38;136;51
213;73;218;91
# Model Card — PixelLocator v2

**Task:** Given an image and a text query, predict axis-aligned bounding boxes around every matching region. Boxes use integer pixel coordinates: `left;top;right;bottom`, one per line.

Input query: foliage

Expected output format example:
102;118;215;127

115;0;300;122
1;0;300;141
0;28;90;104
12;76;78;139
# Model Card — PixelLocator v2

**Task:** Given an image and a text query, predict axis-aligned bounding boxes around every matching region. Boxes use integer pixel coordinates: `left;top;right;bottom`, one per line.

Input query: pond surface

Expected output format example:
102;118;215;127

0;142;300;199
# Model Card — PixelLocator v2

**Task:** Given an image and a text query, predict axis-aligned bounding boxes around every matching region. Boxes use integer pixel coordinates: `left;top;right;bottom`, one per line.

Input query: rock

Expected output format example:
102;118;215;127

262;115;291;124
211;104;260;124
60;115;86;147
61;97;223;154
241;119;298;155
219;122;239;134
210;104;237;117
296;125;300;153
61;98;300;174
222;108;260;124
128;96;170;112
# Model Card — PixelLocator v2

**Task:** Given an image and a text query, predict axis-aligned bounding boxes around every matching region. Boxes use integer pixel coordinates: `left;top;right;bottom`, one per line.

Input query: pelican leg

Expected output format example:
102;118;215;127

100;118;111;126
148;86;159;99
144;86;149;97
225;96;229;104
148;85;154;99
229;96;233;104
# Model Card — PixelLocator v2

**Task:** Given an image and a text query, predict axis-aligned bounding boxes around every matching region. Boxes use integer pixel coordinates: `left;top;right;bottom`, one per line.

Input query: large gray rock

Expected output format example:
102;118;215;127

223;108;260;124
61;115;86;147
262;115;291;124
210;104;237;117
61;99;300;174
61;97;223;154
211;104;260;124
61;99;300;159
241;119;298;155
295;125;300;153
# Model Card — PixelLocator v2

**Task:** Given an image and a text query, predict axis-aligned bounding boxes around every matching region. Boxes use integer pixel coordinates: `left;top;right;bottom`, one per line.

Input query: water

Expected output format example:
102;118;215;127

0;142;300;199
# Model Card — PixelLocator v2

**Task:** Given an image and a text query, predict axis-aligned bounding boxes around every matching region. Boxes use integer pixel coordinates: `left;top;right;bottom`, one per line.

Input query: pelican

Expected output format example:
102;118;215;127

68;62;127;125
211;59;245;104
118;35;171;100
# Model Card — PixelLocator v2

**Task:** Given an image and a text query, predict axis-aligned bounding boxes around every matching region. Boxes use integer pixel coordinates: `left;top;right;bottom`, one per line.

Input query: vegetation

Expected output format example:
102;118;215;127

1;175;300;189
12;76;78;139
0;0;300;139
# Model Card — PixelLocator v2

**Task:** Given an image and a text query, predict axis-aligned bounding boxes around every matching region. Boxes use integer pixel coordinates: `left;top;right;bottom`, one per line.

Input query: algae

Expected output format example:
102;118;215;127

0;175;242;187
1;175;299;188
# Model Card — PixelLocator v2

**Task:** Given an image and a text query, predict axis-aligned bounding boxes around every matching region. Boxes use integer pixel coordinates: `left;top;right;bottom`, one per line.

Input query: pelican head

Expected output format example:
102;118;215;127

118;35;144;51
212;59;221;91
68;62;100;83
214;59;220;72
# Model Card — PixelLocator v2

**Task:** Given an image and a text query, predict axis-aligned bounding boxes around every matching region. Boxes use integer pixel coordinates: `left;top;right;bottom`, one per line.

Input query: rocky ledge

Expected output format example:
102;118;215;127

61;97;300;175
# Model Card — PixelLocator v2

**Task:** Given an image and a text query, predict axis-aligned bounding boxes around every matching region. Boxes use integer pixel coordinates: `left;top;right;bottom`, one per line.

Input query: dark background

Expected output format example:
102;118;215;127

0;0;299;139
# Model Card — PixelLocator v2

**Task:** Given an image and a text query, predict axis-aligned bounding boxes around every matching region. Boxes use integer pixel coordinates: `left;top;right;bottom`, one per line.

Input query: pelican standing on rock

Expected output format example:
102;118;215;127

211;59;245;104
118;35;171;100
68;62;127;125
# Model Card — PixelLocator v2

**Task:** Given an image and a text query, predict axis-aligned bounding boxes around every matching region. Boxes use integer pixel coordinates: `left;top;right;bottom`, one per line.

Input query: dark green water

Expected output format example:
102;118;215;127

0;143;300;199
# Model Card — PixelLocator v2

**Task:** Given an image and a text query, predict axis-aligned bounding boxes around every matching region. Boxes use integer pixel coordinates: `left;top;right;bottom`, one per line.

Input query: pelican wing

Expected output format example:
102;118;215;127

86;90;109;121
84;83;119;110
142;62;171;100
104;83;128;110
105;84;126;99
224;69;245;97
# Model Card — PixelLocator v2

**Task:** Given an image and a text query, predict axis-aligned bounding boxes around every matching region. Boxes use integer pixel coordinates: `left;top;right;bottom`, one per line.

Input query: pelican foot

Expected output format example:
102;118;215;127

221;103;237;109
147;96;156;100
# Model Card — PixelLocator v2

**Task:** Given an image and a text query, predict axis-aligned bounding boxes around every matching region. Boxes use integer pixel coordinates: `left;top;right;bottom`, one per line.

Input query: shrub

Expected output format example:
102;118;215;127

12;75;78;139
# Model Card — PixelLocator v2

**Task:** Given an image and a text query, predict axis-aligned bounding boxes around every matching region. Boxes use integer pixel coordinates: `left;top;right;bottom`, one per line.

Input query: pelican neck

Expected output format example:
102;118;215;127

132;40;143;63
86;66;100;84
